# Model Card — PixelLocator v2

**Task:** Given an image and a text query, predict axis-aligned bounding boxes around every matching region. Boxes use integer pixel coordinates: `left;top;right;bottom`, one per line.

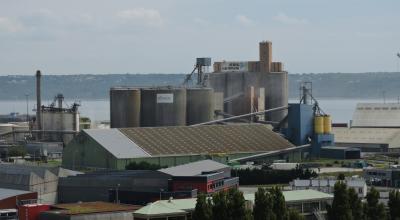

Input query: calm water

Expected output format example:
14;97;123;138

0;98;394;123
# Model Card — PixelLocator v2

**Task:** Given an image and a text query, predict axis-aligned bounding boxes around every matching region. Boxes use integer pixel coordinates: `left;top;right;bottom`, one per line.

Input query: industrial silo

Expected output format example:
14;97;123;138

264;72;288;123
110;87;141;128
140;87;186;127
186;88;215;125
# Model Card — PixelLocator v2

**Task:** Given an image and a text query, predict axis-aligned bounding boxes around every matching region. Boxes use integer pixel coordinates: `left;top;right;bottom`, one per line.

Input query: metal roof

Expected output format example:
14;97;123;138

282;190;333;202
135;189;332;216
134;199;195;217
0;188;33;200
118;124;294;157
244;189;333;203
333;127;400;148
84;129;151;159
352;103;400;128
50;202;141;215
159;160;228;176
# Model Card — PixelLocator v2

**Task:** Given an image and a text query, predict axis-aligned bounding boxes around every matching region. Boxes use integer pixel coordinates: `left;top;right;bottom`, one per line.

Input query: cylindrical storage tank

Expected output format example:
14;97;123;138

110;88;141;128
323;115;332;134
140;87;186;127
186;88;215;125
314;116;324;134
264;72;288;122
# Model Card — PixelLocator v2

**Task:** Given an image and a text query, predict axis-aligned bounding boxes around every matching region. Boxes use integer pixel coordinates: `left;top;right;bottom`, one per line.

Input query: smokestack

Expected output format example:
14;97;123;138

36;70;42;132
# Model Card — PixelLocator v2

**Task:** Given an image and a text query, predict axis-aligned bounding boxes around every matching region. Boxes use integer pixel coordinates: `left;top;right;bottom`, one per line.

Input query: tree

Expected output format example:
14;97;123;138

337;173;346;180
8;146;27;157
253;187;276;220
193;193;212;220
348;188;363;220
212;191;229;220
269;186;287;220
227;188;248;220
327;182;353;220
287;209;305;220
389;190;400;220
365;187;386;220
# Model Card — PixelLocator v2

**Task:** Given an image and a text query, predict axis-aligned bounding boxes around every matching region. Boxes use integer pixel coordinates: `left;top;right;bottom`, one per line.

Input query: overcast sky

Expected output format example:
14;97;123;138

0;0;399;75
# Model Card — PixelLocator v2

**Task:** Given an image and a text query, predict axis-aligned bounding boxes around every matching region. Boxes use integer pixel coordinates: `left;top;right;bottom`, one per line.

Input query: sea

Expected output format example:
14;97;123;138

0;98;394;124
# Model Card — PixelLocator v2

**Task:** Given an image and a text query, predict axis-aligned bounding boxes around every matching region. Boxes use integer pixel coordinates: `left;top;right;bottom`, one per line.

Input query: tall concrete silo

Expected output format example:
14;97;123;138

186;88;215;125
140;87;186;127
264;72;288;122
110;87;141;128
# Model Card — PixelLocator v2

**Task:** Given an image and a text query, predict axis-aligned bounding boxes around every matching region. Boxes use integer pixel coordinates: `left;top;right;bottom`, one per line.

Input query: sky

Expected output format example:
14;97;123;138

0;0;399;75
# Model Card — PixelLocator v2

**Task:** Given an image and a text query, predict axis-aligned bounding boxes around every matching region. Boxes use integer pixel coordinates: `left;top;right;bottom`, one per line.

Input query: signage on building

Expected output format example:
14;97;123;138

221;62;248;72
157;94;174;103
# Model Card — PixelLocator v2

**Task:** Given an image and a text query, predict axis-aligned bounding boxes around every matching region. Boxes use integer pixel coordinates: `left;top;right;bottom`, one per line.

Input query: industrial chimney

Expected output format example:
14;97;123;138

36;70;42;132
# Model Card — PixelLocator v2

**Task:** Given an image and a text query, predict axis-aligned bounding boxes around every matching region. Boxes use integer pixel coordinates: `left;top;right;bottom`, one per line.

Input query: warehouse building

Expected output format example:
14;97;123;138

59;160;239;205
159;160;239;194
332;103;400;152
320;146;360;159
38;202;141;220
352;103;400;128
0;188;37;209
62;124;295;170
290;177;367;197
0;164;80;204
133;189;333;220
58;170;172;204
333;127;400;152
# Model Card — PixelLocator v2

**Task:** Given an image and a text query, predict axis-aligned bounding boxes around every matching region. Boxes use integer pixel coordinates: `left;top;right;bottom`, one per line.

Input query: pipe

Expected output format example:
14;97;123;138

191;106;288;126
229;144;311;163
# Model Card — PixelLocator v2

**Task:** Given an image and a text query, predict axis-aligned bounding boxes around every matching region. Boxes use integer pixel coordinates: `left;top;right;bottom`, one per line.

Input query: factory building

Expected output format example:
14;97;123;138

332;103;400;152
333;127;400;152
62;124;295;170
209;41;288;123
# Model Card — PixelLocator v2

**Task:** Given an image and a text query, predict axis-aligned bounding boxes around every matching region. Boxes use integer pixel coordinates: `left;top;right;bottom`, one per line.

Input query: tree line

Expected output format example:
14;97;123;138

231;167;317;185
327;180;400;220
192;187;304;220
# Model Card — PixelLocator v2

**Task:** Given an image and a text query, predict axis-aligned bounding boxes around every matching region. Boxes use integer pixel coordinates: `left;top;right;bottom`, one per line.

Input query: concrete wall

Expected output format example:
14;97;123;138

209;71;288;122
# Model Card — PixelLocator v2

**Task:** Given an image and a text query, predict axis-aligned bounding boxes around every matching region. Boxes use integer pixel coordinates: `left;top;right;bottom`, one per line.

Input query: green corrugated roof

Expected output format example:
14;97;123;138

119;124;294;156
